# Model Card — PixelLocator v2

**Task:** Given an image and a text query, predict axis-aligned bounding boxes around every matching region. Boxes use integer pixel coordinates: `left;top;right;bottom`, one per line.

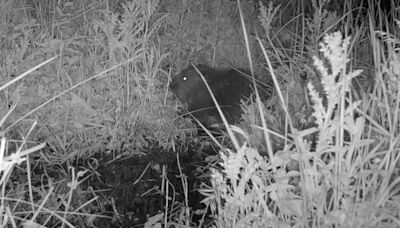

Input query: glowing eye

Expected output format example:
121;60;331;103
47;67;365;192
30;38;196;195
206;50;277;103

183;76;187;81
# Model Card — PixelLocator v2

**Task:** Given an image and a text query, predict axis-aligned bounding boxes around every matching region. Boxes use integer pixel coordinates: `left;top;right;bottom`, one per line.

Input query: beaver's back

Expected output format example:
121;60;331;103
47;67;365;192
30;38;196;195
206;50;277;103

170;65;252;126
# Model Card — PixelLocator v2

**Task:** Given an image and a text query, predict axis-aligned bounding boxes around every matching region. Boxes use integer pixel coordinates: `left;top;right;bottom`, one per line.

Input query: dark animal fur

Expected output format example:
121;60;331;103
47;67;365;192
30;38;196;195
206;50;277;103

170;65;252;126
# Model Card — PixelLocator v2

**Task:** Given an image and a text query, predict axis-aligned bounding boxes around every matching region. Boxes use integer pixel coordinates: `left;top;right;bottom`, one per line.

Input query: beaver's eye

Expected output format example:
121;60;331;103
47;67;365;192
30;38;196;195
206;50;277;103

182;76;187;81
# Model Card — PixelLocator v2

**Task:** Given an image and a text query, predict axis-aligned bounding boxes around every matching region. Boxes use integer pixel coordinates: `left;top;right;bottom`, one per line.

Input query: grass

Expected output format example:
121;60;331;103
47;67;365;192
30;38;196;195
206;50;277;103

1;0;400;227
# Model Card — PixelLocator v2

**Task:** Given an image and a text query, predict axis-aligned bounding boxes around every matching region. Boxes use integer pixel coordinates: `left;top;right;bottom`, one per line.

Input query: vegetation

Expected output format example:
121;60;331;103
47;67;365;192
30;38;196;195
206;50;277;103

0;0;399;227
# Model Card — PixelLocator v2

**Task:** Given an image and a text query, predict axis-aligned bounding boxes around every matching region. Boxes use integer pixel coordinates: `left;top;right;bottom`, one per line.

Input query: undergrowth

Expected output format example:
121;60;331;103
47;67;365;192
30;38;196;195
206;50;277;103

200;1;400;227
1;0;399;227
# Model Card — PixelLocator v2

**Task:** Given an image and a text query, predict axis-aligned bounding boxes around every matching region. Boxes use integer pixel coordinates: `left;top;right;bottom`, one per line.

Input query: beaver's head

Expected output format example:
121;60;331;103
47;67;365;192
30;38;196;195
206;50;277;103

170;65;212;108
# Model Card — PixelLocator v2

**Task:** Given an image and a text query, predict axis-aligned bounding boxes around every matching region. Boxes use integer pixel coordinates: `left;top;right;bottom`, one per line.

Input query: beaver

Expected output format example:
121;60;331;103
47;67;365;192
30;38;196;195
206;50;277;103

170;65;253;127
